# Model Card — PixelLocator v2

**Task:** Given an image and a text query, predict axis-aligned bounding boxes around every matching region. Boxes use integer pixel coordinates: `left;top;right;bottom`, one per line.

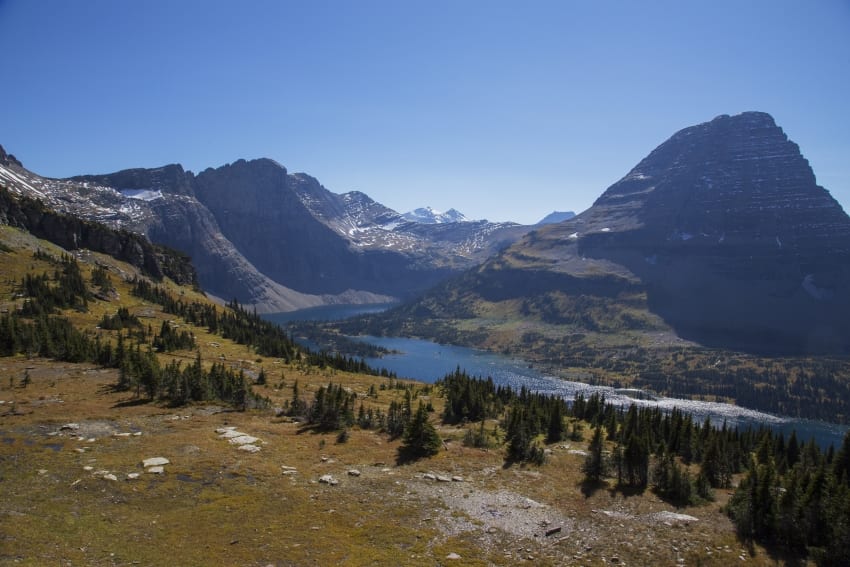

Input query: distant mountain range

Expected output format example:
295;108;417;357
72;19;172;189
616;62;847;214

401;206;469;224
360;112;850;355
537;211;576;225
0;148;532;312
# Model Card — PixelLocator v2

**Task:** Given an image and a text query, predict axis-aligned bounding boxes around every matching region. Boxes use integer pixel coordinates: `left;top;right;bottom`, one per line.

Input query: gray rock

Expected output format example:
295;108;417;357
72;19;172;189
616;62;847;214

142;457;170;468
318;474;338;486
216;429;246;439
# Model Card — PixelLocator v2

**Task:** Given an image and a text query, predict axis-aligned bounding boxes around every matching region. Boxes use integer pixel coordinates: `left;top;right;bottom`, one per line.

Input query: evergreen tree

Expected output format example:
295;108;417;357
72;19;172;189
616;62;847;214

546;400;565;443
583;425;607;483
400;402;441;460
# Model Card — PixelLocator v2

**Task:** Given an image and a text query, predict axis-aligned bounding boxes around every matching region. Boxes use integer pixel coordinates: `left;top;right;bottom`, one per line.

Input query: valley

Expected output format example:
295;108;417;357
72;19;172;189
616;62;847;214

0;225;756;566
319;112;850;425
3;110;850;565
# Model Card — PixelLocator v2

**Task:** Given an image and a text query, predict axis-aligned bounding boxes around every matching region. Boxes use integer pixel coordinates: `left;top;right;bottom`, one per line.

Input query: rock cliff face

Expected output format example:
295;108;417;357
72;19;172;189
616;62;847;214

404;112;850;354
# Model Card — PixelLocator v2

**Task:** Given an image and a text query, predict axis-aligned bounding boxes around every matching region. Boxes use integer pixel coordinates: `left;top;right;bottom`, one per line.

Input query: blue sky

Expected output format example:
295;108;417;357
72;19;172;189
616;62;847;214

1;0;848;224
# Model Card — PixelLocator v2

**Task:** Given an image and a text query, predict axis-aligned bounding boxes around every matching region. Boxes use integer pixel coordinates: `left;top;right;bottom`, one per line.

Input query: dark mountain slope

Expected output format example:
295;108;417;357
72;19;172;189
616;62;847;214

191;158;454;296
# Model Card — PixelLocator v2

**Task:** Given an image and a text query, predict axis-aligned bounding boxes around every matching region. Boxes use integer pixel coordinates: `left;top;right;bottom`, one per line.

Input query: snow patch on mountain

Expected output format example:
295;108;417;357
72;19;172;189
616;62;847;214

121;189;163;201
402;207;469;224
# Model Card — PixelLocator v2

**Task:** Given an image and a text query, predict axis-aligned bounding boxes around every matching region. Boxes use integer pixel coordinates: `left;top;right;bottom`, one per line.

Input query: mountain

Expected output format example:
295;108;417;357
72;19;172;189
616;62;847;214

360;112;850;357
402;206;469;224
556;111;850;353
0;150;533;311
537;210;576;225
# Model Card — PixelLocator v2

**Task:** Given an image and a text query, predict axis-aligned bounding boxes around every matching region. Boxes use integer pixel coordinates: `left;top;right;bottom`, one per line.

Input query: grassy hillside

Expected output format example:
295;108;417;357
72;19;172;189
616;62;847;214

0;226;816;566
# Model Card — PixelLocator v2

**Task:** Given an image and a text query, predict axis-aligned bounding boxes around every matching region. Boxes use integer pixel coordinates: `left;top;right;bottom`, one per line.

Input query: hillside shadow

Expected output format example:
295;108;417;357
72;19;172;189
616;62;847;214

396;445;430;465
111;397;152;408
579;478;607;498
609;484;647;498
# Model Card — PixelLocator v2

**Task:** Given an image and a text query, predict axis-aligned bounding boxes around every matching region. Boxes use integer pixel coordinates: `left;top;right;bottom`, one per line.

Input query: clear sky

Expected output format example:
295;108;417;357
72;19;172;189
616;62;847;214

1;1;848;224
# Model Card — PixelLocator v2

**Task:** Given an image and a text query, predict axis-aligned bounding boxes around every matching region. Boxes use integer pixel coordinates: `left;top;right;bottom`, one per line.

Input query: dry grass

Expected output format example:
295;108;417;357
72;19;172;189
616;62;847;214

0;360;778;566
0;227;786;566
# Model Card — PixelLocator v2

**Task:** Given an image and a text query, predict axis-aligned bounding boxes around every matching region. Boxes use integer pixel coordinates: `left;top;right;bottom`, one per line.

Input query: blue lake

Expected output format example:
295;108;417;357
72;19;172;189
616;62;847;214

263;306;850;448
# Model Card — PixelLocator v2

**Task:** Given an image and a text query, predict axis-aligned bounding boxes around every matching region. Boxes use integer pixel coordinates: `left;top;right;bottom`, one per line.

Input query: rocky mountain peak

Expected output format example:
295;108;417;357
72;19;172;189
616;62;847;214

72;163;195;197
502;111;850;353
596;111;815;210
402;206;469;224
0;145;23;168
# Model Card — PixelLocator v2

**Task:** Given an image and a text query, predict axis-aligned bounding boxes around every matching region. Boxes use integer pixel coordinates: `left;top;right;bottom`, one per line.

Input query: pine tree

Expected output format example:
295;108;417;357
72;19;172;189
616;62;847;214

583;425;606;483
547;401;565;443
400;402;441;460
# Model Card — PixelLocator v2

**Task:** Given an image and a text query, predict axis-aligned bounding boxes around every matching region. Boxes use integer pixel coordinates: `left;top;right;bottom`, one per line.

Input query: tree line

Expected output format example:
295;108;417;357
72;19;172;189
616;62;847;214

130;279;394;377
436;367;850;564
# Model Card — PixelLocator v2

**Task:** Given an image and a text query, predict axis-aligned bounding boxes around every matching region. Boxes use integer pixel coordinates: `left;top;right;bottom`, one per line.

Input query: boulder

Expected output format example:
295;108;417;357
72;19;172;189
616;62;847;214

318;474;339;486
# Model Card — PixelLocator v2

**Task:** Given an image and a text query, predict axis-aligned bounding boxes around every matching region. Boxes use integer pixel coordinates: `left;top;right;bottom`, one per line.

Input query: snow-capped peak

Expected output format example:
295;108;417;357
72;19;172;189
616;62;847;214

402;206;469;224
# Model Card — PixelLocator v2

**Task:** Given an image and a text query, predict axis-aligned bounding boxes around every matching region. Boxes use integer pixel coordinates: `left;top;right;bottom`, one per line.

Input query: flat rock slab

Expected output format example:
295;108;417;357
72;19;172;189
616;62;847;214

218;429;246;439
147;466;165;474
238;444;261;453
228;435;259;445
142;457;170;468
648;511;698;523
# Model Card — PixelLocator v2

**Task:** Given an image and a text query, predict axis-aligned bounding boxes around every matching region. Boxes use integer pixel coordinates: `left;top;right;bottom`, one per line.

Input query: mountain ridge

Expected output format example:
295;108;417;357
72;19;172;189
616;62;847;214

0;151;532;311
